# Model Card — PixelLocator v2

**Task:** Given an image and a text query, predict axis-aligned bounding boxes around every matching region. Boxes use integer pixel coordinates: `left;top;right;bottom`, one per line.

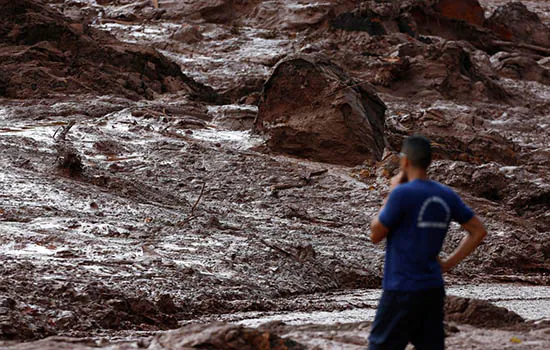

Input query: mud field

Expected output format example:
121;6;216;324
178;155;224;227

0;0;549;349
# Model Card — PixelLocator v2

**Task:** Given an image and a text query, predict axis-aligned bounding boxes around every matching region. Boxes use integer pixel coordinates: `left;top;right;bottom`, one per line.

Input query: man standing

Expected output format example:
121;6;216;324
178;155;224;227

368;135;487;350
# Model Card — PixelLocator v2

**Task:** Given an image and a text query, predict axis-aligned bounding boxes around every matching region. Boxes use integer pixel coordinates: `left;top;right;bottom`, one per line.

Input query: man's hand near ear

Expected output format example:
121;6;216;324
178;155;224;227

371;171;408;244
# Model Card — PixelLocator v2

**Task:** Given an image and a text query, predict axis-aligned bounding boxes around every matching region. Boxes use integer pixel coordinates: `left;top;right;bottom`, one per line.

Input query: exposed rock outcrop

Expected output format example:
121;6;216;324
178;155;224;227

330;0;500;52
445;296;524;328
486;2;550;48
255;55;386;166
151;323;306;349
373;40;512;102
491;52;550;85
0;0;217;101
435;0;485;26
386;108;519;165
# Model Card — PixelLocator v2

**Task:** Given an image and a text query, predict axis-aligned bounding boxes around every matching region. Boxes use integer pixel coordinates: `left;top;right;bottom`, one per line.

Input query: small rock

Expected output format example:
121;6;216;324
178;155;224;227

171;24;203;43
157;294;178;314
0;297;16;309
55;310;76;329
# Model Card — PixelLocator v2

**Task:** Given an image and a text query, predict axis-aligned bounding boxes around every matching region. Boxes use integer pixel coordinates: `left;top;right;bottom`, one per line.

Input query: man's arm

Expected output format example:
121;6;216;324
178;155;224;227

440;216;487;272
370;172;405;244
370;216;390;244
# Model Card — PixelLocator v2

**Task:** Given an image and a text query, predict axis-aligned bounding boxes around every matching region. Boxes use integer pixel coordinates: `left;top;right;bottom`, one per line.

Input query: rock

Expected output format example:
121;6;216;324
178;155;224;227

166;0;234;23
486;2;550;48
221;76;266;104
431;162;508;201
171;24;204;43
471;164;508;200
330;9;388;35
387;108;519;165
0;0;217;101
539;57;550;69
211;105;257;131
0;297;16;309
509;185;550;216
330;1;500;53
249;1;333;30
156;294;178;315
0;323;306;349
56;144;84;176
255;54;386;166
445;296;524;328
151;323;306;349
435;0;485;26
53;311;76;329
491;53;550;85
384;40;512;102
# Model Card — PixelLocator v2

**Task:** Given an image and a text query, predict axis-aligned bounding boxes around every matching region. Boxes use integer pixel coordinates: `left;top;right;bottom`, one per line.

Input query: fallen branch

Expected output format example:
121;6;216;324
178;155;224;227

270;181;307;191
53;120;75;142
191;182;206;215
301;169;328;183
177;215;196;227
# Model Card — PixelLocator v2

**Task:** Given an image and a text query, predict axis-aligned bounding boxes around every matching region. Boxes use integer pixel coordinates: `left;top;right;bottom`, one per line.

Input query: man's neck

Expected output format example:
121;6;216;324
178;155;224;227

407;169;429;182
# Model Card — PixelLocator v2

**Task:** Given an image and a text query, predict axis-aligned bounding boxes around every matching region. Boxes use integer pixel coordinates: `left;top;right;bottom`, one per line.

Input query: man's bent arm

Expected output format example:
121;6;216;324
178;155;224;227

441;216;487;272
370;217;389;244
370;172;405;244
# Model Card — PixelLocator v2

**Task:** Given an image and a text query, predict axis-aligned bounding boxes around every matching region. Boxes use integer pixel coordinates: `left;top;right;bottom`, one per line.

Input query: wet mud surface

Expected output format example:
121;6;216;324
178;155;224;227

1;0;549;348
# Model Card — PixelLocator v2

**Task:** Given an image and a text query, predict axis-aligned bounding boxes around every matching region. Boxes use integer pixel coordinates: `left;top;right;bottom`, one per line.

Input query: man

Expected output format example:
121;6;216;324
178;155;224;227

368;135;487;350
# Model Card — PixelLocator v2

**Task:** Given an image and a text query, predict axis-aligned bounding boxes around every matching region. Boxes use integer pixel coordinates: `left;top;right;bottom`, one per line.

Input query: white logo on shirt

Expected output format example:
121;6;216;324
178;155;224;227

417;196;451;229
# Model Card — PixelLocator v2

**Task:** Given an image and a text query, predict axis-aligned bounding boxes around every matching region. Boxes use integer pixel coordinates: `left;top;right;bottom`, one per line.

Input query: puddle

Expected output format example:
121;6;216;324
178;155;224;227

221;284;550;327
190;128;263;150
0;243;57;257
239;308;378;328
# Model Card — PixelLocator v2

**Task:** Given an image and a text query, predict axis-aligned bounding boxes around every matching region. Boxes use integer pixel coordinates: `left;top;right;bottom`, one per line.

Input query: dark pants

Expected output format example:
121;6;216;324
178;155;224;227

368;287;445;350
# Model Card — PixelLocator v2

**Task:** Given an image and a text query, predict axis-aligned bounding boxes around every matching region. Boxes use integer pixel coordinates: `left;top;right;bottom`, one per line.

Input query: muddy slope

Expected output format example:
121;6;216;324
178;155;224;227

0;0;549;348
0;0;216;101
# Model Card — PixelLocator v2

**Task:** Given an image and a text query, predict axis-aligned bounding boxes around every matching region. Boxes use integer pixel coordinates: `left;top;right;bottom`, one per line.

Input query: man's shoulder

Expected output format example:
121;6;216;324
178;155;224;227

432;181;459;195
400;180;457;196
430;180;452;191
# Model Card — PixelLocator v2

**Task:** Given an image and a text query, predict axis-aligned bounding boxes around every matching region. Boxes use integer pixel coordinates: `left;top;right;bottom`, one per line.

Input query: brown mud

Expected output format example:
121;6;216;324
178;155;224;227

0;0;549;348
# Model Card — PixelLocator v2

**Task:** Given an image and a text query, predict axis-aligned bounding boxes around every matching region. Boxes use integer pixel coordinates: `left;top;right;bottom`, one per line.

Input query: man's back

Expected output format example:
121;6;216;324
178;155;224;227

379;179;474;291
369;136;487;350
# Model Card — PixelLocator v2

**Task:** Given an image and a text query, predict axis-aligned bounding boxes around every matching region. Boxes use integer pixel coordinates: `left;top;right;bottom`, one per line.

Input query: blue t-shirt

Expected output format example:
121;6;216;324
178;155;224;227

379;179;474;291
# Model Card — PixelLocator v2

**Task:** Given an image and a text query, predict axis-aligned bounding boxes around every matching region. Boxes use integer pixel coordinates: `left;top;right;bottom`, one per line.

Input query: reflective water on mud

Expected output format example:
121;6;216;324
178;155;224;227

205;284;550;327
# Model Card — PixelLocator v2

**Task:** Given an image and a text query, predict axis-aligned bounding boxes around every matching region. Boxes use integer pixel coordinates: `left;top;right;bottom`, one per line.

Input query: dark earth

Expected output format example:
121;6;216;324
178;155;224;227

0;0;549;349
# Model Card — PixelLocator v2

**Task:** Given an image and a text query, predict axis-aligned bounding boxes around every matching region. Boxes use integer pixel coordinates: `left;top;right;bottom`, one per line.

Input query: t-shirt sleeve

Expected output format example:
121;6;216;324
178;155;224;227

379;188;404;230
451;191;475;224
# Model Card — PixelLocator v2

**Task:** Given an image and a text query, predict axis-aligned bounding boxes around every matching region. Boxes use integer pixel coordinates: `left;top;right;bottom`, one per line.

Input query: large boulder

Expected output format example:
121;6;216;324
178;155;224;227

486;2;550;48
255;55;386;166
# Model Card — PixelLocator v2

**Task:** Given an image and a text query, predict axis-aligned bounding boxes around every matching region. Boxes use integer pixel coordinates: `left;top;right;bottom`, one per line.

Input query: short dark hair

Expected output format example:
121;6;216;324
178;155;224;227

402;135;432;170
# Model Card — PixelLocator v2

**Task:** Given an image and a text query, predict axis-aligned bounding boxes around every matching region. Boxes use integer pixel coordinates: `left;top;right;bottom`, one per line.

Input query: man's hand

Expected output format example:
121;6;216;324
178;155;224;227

438;257;450;273
370;218;390;244
439;216;487;273
371;172;407;244
390;171;408;190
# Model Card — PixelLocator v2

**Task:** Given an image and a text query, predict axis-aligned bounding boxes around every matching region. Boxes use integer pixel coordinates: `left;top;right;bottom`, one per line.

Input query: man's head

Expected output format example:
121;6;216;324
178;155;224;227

400;135;432;175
